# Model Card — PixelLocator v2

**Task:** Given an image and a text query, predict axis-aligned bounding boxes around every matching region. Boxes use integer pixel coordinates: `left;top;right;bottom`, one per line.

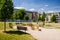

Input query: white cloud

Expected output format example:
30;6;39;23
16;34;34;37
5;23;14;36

41;8;44;11
45;5;48;7
29;8;35;11
47;11;54;13
14;7;25;9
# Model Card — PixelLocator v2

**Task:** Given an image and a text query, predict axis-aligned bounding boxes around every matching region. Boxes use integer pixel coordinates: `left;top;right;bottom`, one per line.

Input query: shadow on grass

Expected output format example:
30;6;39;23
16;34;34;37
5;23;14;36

2;30;37;40
4;31;29;35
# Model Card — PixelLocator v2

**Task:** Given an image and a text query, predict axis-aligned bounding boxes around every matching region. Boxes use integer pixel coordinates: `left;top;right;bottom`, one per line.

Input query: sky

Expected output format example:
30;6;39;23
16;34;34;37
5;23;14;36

13;0;60;13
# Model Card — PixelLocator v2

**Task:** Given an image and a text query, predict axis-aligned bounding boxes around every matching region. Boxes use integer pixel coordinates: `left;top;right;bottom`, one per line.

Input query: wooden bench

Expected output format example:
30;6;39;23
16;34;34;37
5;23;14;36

17;26;27;31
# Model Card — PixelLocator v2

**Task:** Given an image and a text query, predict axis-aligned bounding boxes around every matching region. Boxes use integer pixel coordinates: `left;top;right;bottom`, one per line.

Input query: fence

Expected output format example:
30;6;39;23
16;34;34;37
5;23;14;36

6;19;33;22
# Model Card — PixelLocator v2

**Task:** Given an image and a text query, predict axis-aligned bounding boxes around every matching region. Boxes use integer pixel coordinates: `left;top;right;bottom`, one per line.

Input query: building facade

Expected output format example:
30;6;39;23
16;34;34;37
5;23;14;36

46;12;60;23
26;11;38;22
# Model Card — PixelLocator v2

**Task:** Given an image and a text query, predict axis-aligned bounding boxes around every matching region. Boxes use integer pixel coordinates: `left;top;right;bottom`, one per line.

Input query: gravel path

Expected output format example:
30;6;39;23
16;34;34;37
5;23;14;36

27;27;60;40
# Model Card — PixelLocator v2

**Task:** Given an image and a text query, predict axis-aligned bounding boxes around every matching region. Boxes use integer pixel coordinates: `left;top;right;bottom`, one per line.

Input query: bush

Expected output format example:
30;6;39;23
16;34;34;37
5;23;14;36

24;15;29;20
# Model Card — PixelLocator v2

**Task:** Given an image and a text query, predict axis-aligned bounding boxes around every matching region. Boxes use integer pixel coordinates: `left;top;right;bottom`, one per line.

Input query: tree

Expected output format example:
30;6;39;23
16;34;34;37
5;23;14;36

0;0;14;31
13;9;26;20
51;15;56;22
38;16;41;21
41;12;46;26
36;16;41;24
14;11;22;19
25;15;29;21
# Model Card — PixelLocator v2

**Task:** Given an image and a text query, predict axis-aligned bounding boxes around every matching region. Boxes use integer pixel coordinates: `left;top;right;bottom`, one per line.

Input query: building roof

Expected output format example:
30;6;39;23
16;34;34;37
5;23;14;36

14;8;38;14
26;11;38;13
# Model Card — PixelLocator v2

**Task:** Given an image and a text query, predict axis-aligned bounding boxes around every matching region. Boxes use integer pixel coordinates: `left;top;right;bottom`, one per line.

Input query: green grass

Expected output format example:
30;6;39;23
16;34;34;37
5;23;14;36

0;22;19;30
0;22;11;30
0;22;60;40
0;22;60;30
0;22;42;30
44;23;60;29
0;31;36;40
0;22;36;40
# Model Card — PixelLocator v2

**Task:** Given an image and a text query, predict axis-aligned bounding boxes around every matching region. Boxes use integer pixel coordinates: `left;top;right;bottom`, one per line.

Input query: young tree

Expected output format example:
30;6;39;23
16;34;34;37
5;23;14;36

36;16;41;24
25;15;29;21
0;0;14;31
51;15;56;22
41;12;46;27
13;9;26;20
38;16;41;21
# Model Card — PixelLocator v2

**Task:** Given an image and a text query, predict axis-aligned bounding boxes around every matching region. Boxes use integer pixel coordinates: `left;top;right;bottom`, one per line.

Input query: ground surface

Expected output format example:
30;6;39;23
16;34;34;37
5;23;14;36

0;30;36;40
27;27;60;40
0;22;36;40
0;22;60;30
0;22;60;40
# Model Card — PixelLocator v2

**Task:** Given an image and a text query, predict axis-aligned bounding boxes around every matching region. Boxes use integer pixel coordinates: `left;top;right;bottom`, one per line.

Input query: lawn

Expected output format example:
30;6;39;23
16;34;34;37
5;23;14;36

0;22;33;30
0;22;36;40
0;22;60;40
44;22;60;29
0;22;60;30
0;31;36;40
0;22;13;30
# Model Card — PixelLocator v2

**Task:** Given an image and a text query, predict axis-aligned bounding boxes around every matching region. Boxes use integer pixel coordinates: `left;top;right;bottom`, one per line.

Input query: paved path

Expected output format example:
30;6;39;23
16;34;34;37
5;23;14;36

27;27;60;40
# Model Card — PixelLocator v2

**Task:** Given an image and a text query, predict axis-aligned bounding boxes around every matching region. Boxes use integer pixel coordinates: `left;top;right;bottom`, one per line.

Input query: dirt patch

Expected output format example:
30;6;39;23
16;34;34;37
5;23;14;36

0;30;4;33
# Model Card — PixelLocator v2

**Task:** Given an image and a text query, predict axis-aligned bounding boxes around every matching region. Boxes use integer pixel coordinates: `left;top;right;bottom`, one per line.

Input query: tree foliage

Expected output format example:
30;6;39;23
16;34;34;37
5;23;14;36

38;16;41;21
41;12;46;21
51;15;56;22
14;9;26;20
0;0;14;21
41;12;46;26
25;15;29;20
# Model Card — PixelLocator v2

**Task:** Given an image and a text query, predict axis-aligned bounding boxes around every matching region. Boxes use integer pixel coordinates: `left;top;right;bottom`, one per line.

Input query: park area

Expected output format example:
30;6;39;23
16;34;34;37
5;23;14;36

0;0;60;40
0;22;37;40
0;22;60;40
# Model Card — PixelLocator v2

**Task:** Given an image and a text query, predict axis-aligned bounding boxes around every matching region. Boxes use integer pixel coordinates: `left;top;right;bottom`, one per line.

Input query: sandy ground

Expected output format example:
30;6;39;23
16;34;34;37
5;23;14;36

27;27;60;40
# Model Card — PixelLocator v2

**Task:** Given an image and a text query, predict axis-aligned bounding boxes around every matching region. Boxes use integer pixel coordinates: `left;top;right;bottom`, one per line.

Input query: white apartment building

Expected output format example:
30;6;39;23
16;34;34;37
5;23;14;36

46;12;60;23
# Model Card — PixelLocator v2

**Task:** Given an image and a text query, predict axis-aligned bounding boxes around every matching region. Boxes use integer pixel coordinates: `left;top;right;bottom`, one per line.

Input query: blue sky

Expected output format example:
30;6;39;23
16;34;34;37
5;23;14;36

13;0;60;12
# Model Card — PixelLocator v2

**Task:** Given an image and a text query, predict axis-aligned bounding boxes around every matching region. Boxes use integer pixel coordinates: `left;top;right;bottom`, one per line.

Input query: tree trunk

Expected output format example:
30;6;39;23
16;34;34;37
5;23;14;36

37;19;38;24
4;20;6;32
37;22;38;24
43;21;45;27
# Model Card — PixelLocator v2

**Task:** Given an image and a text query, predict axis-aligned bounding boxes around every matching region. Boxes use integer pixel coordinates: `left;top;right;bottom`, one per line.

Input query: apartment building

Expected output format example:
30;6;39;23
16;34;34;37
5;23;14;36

46;12;60;23
26;11;38;22
46;13;53;22
55;12;60;22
